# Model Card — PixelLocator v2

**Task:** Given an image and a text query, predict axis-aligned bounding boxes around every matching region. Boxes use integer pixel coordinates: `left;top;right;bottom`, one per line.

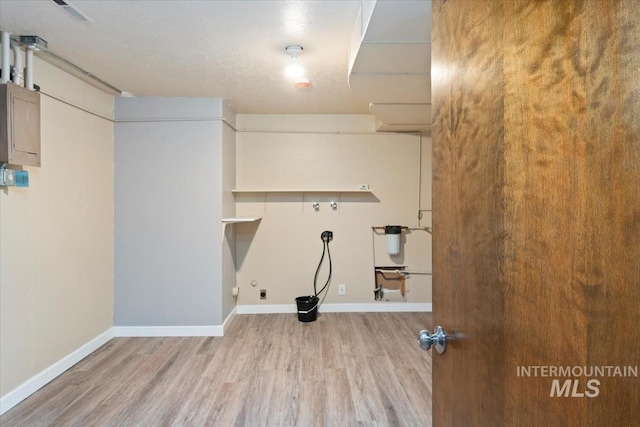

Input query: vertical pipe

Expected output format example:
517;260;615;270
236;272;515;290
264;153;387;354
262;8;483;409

25;47;33;90
10;39;23;86
1;31;10;84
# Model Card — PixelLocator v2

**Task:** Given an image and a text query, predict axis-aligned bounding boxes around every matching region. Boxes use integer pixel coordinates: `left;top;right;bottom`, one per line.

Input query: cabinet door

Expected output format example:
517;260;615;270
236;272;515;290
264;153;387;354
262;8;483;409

13;95;39;154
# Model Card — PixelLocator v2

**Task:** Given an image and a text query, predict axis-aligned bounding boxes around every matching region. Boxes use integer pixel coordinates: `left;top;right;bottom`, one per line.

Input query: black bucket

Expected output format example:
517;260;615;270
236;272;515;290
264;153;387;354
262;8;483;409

295;295;319;322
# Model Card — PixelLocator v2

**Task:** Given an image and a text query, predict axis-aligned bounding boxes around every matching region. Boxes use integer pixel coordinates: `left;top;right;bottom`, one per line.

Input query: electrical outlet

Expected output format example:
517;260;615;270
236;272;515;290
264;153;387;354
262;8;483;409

338;284;346;295
260;289;267;300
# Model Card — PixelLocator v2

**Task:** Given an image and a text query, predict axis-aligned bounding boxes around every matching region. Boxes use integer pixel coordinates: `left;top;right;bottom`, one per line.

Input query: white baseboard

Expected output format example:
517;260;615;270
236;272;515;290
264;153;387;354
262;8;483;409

222;306;237;332
113;325;224;337
236;302;432;314
0;307;240;416
237;304;297;314
0;328;114;416
322;302;432;312
114;306;238;337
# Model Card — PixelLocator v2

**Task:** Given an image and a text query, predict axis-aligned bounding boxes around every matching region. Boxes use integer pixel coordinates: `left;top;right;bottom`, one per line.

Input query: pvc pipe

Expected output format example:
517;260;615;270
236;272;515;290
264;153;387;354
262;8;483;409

25;47;33;90
1;31;10;84
375;269;424;274
10;38;23;86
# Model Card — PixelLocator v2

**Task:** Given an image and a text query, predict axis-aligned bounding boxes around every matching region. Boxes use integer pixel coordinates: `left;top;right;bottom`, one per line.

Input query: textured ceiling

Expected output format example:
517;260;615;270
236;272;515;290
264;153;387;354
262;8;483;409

0;0;373;114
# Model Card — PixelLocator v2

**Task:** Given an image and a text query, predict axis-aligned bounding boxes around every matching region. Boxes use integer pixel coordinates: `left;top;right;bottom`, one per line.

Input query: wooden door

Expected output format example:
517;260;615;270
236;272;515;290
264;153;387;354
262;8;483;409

430;1;640;426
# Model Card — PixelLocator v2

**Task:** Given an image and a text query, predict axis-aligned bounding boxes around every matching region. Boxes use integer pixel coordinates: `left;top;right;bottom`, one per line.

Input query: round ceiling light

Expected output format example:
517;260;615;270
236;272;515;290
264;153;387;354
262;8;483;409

284;45;304;79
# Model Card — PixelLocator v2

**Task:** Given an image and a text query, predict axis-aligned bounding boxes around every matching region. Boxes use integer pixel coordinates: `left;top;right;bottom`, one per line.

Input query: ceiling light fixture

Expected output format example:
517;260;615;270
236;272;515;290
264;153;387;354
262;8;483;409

284;45;304;79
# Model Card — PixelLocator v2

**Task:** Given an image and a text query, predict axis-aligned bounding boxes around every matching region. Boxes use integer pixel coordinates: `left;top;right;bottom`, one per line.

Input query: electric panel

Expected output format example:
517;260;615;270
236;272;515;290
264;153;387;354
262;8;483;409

0;82;41;167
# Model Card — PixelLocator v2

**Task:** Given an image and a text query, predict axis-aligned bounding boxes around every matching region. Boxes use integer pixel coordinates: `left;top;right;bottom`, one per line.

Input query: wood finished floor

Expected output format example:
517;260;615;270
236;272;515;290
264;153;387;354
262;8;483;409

1;312;433;427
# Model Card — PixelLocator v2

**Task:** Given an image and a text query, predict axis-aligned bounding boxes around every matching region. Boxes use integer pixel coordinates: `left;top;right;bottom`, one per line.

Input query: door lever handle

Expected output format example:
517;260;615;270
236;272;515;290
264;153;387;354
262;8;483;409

417;326;447;354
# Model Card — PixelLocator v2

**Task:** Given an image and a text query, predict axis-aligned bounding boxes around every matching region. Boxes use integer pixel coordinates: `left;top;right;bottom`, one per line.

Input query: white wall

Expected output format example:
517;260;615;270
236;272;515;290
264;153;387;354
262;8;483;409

221;110;237;321
114;97;235;326
234;115;432;307
0;58;114;397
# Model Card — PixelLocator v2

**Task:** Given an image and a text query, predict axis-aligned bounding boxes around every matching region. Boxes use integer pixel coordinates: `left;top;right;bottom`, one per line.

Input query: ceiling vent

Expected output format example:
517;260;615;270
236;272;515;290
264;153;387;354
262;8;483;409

52;0;93;23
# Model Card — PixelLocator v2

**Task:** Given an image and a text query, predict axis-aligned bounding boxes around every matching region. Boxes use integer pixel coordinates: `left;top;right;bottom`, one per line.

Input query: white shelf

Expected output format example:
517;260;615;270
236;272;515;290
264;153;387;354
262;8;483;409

232;189;373;194
222;217;262;224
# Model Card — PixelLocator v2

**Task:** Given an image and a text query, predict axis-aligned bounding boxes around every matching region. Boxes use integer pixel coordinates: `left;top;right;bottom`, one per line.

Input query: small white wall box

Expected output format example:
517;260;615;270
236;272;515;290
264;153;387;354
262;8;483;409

0;82;41;167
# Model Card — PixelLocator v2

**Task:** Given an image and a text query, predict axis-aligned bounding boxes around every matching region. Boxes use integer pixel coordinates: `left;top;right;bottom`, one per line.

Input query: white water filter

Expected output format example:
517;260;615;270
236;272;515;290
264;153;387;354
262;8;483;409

385;225;402;256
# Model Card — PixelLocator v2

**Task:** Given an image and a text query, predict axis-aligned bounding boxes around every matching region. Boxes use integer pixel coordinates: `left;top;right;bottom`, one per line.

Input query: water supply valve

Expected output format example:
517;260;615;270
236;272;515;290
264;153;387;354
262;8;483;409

321;230;333;242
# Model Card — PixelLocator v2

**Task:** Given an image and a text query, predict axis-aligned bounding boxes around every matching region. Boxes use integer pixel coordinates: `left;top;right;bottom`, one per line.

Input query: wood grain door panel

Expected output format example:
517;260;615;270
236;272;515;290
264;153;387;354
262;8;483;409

431;1;640;425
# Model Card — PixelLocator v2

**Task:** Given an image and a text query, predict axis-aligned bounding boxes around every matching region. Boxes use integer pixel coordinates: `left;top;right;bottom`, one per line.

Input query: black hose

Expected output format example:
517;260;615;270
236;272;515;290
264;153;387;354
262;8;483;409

313;242;326;297
315;242;332;297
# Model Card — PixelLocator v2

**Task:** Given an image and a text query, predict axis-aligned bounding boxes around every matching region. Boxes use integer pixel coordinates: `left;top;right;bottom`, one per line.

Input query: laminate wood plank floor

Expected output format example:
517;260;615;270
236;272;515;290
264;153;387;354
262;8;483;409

1;312;432;427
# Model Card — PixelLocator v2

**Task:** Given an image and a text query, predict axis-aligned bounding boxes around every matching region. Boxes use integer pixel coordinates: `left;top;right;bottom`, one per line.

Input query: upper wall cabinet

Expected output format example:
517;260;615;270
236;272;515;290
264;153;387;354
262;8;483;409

0;82;41;167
